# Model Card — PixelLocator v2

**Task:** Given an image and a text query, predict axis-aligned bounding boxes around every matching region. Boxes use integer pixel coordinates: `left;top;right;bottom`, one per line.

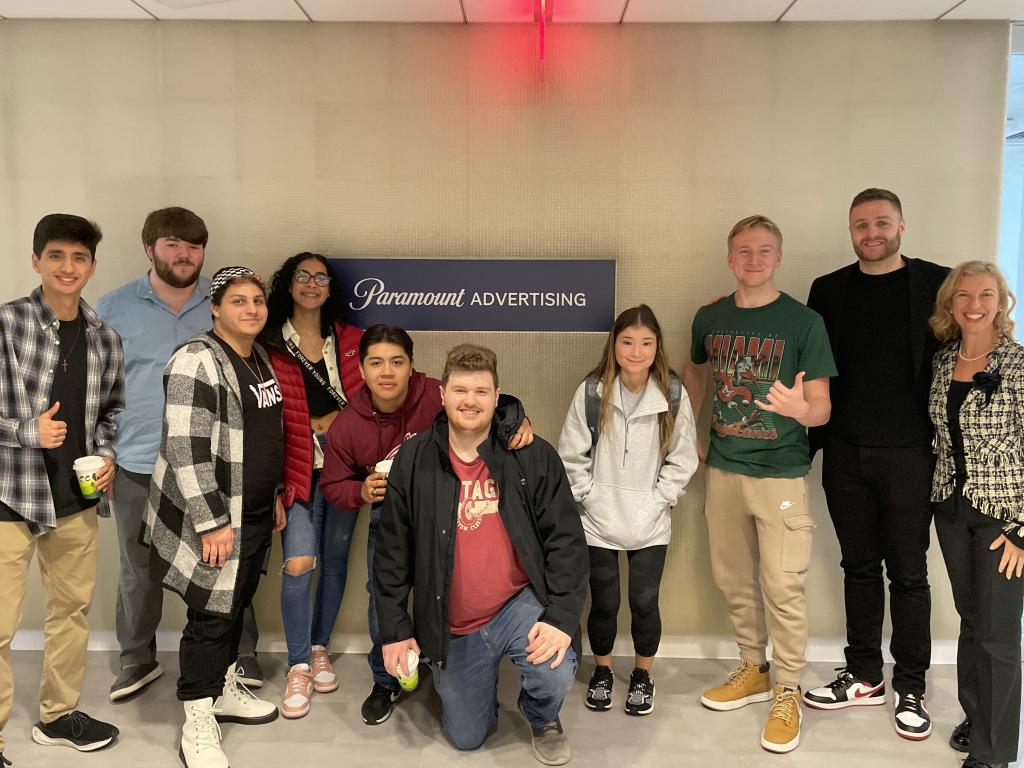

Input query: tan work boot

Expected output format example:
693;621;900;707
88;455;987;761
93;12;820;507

761;684;802;753
700;659;772;711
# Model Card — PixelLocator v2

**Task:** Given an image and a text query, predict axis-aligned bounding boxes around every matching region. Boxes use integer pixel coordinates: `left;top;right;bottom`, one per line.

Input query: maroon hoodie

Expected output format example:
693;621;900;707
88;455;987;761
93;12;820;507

320;370;442;512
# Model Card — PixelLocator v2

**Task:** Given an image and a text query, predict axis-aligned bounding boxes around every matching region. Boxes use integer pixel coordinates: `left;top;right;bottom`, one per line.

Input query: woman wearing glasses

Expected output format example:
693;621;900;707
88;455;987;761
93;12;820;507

260;252;364;719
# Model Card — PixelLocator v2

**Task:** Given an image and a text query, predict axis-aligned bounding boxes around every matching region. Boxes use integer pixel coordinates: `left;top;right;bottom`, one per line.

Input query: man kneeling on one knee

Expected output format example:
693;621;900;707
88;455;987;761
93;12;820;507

375;344;588;766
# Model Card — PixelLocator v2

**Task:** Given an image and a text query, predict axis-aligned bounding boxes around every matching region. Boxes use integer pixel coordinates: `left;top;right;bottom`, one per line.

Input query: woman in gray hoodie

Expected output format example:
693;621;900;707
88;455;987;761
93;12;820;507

558;304;698;717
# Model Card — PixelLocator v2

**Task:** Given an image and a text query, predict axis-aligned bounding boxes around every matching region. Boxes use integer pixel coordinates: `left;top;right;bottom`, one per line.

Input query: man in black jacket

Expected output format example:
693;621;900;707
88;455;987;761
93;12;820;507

375;344;588;766
803;188;949;742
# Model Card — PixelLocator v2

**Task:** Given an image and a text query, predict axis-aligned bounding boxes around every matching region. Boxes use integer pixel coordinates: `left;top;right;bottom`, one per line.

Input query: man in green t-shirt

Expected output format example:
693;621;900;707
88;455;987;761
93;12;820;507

682;215;836;755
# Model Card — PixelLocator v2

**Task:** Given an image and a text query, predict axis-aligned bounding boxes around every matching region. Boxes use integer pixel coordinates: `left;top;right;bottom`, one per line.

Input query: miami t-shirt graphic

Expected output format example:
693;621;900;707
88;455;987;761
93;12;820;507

705;332;785;442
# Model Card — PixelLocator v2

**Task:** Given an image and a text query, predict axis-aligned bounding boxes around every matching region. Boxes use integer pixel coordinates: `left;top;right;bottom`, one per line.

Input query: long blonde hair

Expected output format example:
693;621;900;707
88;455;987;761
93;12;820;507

929;260;1016;343
585;304;676;456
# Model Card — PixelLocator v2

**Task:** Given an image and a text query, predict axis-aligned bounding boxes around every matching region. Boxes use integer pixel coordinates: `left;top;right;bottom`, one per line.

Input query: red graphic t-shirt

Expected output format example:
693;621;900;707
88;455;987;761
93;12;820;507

447;449;531;636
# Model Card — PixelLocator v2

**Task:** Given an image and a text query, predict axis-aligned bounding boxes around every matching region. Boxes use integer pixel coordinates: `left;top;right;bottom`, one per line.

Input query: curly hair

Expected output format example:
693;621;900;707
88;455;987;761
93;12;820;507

265;252;347;337
929;260;1016;342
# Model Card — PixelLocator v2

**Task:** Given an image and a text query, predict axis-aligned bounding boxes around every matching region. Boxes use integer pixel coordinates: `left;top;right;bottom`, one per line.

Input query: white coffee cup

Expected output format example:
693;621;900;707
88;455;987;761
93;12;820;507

374;459;393;476
73;455;106;500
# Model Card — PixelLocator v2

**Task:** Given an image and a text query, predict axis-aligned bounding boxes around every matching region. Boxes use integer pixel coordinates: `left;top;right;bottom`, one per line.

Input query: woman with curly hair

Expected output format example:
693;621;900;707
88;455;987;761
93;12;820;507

928;260;1024;768
260;252;363;719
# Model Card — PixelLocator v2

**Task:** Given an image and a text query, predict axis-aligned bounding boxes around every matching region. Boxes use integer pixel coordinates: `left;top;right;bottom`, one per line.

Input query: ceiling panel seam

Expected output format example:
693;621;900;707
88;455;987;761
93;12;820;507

618;0;630;24
937;0;969;20
129;0;158;20
459;0;467;23
777;0;798;22
292;0;312;22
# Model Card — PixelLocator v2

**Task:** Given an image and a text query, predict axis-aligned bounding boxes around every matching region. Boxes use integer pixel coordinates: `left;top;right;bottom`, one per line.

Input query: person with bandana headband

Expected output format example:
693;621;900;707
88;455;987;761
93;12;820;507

144;267;285;768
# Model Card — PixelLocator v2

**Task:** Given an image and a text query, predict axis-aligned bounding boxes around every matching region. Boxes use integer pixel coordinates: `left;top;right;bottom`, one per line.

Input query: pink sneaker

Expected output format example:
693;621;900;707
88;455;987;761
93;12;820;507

310;646;339;694
282;666;314;719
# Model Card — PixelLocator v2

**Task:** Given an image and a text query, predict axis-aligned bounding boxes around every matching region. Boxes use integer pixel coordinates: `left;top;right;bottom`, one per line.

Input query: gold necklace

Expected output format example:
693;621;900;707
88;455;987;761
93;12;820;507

238;350;264;383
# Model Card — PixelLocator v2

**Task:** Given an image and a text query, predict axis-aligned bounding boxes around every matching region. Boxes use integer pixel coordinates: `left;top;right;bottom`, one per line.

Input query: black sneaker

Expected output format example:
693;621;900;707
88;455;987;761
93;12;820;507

0;751;11;766
802;667;885;710
950;717;971;753
894;692;932;740
361;682;400;725
624;668;655;716
234;655;263;688
109;660;163;702
584;665;613;711
31;711;119;751
963;758;1006;768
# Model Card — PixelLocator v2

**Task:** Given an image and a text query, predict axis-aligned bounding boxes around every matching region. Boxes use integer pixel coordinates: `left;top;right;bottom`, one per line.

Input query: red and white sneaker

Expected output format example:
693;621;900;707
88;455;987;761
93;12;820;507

803;668;885;710
281;665;314;719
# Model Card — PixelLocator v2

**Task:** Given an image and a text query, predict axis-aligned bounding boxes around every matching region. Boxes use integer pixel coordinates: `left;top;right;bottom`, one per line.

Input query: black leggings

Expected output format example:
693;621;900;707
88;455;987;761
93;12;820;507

586;545;667;658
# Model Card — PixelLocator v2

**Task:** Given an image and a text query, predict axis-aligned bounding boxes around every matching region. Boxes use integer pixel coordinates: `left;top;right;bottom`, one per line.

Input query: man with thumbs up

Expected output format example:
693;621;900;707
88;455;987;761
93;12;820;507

0;214;124;763
681;215;835;755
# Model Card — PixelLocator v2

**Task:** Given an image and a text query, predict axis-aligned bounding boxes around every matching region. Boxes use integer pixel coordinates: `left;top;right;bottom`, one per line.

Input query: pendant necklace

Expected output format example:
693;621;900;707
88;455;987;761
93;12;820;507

60;320;83;373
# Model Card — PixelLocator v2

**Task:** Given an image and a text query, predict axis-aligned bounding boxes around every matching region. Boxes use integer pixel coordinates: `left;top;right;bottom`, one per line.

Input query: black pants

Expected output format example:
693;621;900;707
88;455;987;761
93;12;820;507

935;494;1024;765
821;437;933;694
587;545;667;658
178;541;269;701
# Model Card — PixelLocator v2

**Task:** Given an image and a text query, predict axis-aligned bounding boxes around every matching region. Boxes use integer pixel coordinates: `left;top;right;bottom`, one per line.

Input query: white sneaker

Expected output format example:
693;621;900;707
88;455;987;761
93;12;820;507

180;698;229;768
214;664;278;725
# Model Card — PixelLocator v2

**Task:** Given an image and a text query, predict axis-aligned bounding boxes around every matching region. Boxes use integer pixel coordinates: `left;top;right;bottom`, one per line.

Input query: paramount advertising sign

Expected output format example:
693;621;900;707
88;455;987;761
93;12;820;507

329;258;615;332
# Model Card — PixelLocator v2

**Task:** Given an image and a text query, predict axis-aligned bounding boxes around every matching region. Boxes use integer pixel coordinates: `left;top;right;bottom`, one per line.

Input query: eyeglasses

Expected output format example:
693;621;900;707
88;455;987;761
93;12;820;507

294;269;331;287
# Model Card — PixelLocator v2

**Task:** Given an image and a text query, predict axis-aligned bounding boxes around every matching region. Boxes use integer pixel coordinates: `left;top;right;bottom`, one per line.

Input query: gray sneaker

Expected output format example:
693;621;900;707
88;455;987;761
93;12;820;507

109;661;163;702
518;701;572;765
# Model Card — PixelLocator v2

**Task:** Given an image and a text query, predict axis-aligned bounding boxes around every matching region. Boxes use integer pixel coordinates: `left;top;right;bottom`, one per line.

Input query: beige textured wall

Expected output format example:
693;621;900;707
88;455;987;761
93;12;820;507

0;19;1009;653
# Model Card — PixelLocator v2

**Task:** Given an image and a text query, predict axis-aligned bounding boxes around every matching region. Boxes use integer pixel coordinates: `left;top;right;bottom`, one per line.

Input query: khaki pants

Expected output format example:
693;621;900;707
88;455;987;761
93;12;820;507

704;466;814;687
0;508;99;750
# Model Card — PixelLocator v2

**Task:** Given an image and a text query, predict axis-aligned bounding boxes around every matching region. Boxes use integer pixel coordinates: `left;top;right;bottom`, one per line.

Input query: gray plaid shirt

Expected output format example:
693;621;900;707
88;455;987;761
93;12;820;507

0;288;124;534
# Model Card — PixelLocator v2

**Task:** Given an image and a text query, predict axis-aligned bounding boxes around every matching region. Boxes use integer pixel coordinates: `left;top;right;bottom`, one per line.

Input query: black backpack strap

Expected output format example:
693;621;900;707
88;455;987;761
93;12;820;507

584;376;600;449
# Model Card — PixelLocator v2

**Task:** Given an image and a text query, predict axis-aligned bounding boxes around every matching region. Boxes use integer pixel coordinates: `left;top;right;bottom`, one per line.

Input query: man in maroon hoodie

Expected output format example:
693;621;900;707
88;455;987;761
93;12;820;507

320;324;532;726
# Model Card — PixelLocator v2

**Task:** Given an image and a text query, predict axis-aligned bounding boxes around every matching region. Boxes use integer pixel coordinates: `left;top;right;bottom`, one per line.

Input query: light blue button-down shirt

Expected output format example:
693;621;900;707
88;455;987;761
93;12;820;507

95;272;211;474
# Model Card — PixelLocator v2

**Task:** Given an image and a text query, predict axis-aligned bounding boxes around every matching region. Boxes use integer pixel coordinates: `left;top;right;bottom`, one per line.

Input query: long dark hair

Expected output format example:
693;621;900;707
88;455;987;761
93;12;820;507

585;304;676;456
266;252;346;337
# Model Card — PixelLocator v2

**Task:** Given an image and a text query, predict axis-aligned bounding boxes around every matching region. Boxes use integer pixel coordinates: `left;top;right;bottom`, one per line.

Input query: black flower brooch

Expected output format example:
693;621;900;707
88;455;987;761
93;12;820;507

972;370;1001;406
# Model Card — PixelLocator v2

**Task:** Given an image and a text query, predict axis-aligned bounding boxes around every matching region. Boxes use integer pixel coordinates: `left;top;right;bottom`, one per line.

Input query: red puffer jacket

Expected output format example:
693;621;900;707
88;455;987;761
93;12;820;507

264;321;364;507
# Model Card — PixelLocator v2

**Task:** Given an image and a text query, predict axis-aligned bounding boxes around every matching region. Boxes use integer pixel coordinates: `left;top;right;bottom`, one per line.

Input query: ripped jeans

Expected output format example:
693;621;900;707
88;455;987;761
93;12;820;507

279;468;358;668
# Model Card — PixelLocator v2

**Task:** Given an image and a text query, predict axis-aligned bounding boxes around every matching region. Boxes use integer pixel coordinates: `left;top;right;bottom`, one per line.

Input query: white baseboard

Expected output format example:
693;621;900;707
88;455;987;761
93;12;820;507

10;630;964;664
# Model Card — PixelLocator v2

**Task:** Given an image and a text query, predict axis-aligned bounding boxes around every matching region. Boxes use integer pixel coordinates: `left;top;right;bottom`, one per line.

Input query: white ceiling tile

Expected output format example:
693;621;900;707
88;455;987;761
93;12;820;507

134;0;306;20
944;0;1024;20
624;0;792;23
0;0;151;18
554;0;626;23
302;0;464;22
783;0;955;21
462;0;533;23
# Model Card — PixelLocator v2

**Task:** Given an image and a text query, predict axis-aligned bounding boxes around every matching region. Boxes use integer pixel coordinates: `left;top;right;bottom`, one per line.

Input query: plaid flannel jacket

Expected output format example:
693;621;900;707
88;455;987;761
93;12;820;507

0;288;124;534
144;333;276;616
929;336;1024;537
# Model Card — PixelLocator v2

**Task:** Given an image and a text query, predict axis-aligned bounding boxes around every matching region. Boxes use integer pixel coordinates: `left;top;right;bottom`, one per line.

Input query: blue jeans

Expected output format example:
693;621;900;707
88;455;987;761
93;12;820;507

366;502;399;690
279;469;358;667
430;588;577;751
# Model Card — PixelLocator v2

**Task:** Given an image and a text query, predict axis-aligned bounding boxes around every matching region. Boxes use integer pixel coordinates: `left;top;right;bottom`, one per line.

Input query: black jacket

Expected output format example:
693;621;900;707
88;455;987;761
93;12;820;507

806;255;950;455
373;410;589;668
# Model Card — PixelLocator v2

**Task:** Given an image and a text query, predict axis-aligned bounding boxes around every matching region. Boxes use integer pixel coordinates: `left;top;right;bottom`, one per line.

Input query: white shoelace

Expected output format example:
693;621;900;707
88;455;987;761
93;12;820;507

187;703;223;753
224;667;259;703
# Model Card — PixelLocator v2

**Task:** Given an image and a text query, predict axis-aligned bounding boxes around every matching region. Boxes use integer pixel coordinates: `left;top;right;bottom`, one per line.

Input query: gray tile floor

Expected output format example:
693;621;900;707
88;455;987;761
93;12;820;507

1;651;1017;767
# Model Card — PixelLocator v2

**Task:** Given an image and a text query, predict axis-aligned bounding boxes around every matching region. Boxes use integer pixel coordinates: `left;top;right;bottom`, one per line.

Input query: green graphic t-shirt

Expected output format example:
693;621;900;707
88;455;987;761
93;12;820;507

690;292;836;479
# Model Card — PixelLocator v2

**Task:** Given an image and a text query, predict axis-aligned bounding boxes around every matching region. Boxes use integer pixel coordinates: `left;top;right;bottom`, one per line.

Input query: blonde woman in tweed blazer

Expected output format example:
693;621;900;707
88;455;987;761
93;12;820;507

927;260;1024;768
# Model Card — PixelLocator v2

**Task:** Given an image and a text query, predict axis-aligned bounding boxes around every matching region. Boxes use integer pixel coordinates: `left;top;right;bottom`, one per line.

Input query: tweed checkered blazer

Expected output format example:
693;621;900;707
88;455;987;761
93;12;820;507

144;333;276;616
929;336;1024;537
